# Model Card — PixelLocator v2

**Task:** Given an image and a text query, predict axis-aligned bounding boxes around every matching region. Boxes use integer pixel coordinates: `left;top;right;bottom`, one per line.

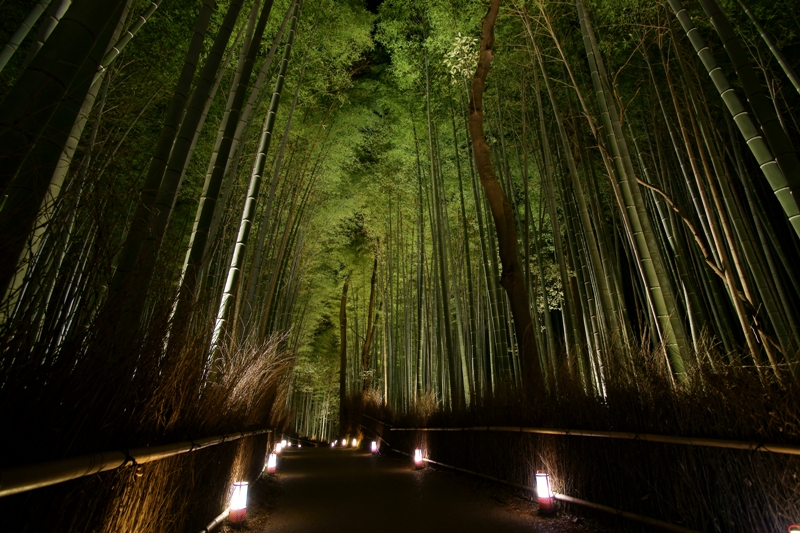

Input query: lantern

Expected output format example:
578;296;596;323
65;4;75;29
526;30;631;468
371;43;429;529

275;442;283;454
788;526;800;533
330;442;335;447
352;438;358;447
414;449;424;469
298;444;302;448
266;453;277;474
371;441;378;454
535;470;555;514
281;439;287;447
229;482;248;523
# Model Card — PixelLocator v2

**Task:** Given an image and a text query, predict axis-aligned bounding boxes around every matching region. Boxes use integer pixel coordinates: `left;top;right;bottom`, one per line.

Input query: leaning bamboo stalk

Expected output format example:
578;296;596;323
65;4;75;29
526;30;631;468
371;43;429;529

667;0;800;238
0;0;52;72
0;428;272;498
389;426;800;455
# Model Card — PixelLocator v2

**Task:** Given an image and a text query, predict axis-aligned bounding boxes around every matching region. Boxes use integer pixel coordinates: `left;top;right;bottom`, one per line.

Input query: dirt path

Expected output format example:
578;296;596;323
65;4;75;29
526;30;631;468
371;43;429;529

238;445;594;533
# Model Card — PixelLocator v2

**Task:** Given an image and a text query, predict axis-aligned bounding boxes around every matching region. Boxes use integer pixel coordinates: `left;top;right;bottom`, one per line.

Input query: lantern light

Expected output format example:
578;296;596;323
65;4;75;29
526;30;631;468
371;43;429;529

229;482;248;523
266;453;277;474
330;442;335;447
352;438;358;447
414;449;424;469
276;442;283;454
788;526;800;533
535;470;555;514
371;441;378;454
281;439;287;447
298;444;302;448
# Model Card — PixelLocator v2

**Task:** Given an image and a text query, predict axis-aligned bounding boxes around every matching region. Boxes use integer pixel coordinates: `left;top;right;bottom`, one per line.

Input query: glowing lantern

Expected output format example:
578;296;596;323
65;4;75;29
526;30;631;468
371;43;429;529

371;441;378;454
266;453;277;474
281;439;287;447
788;526;800;533
275;442;283;454
536;470;555;514
298;444;302;448
414;449;424;469
352;438;358;447
229;482;248;523
330;442;335;447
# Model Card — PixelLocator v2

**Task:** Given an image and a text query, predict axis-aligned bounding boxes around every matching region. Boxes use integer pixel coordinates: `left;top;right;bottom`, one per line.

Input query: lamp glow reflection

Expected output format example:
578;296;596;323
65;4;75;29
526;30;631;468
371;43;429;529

536;470;555;514
266;453;277;474
414;449;424;469
229;482;248;523
371;441;378;454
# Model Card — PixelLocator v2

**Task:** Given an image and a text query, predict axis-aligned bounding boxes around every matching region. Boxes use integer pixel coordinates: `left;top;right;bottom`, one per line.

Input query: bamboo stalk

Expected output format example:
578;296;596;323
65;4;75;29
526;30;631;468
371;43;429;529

199;508;229;533
389;426;800;455
0;429;271;498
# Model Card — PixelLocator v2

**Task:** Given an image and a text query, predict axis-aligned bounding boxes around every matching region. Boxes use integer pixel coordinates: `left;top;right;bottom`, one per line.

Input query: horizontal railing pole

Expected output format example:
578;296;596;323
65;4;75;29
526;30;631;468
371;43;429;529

199;508;229;533
0;428;272;498
360;413;393;427
390;426;800;455
387;445;700;533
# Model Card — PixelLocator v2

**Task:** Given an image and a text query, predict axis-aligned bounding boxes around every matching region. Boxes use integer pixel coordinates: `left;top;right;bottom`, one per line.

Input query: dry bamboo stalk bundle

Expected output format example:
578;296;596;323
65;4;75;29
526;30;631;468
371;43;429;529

0;428;272;497
390;426;800;455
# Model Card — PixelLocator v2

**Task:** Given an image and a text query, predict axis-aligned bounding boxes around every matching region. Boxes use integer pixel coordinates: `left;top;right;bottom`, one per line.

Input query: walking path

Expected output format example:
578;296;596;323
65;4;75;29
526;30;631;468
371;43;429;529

257;445;589;533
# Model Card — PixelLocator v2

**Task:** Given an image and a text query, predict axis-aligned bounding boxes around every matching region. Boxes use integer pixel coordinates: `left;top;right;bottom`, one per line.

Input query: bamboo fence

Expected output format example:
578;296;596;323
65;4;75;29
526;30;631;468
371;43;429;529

0;428;272;497
390;425;800;455
387;446;701;533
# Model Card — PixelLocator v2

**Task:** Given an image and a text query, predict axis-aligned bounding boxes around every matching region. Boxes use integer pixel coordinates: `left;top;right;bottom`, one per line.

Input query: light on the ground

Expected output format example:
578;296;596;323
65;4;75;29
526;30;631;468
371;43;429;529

536;470;555;514
414;449;424;469
267;453;277;474
229;481;248;523
371;441;378;453
352;438;358;447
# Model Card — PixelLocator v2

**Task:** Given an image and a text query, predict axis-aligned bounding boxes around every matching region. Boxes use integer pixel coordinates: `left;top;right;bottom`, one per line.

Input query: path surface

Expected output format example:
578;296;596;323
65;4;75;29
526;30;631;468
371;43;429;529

258;446;585;533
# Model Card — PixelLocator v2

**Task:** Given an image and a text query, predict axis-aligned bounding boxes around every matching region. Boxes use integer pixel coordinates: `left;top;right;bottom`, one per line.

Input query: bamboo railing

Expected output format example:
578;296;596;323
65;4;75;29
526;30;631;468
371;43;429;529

0;428;272;497
389;425;800;455
387;446;700;533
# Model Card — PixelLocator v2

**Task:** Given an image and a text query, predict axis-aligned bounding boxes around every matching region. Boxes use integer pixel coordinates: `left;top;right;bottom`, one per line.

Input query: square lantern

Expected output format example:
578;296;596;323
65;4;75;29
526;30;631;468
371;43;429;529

275;442;283;454
266;453;277;474
414;449;424;469
371;441;378;454
536;470;555;514
229;482;248;523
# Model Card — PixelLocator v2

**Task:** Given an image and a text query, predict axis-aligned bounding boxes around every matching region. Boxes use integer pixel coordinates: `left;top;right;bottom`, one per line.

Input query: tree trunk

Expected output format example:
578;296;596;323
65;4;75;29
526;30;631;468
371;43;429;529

468;0;542;393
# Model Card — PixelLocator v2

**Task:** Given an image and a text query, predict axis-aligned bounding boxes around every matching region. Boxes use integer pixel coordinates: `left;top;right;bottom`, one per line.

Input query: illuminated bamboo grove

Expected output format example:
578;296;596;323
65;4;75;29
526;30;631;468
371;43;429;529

1;0;800;529
292;0;800;428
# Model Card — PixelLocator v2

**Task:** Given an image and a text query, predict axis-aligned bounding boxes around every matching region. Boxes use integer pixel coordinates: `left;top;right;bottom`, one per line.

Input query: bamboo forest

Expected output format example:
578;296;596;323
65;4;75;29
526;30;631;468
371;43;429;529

1;0;800;531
